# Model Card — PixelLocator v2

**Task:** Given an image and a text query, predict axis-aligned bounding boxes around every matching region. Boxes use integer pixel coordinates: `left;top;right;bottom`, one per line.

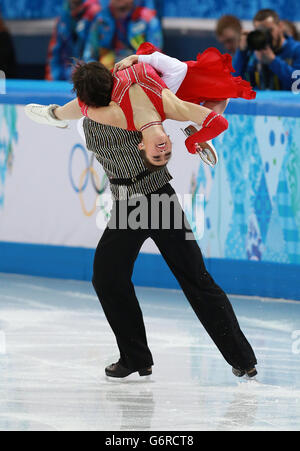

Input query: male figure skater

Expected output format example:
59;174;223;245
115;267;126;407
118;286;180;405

25;106;257;380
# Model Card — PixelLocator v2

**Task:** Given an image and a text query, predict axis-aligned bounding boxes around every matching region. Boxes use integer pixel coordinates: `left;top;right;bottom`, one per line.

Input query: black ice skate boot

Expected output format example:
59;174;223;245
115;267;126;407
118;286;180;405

105;360;152;378
232;366;257;378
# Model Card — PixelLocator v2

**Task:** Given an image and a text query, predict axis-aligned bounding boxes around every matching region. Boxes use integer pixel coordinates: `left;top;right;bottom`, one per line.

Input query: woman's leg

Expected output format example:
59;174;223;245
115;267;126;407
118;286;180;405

54;99;83;120
183;100;228;154
164;92;229;153
203;99;230;115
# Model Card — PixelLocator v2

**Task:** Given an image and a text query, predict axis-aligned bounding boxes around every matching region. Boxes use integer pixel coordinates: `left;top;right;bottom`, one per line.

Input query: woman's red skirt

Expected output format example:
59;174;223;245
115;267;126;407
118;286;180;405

137;43;256;104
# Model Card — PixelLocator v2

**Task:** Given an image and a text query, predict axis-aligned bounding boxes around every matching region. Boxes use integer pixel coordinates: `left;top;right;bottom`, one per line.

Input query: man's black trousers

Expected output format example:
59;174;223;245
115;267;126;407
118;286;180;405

92;183;257;371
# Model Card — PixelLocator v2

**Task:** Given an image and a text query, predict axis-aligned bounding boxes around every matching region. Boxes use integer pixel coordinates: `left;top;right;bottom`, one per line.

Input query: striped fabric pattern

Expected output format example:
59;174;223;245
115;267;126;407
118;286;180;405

111;63;167;131
112;64;165;107
83;119;172;200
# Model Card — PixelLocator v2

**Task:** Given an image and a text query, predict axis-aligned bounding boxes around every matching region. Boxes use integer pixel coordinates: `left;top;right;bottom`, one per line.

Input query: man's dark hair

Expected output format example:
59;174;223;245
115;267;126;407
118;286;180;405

72;61;114;107
254;9;280;24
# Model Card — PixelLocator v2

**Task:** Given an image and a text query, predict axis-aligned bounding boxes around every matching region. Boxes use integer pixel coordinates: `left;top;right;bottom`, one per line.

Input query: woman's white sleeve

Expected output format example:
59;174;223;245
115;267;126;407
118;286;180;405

138;52;187;93
138;52;183;74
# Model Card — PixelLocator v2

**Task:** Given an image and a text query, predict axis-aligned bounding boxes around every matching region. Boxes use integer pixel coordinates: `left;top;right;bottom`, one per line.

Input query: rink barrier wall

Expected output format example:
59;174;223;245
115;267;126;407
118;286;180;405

1;81;300;117
1;82;300;301
0;241;300;301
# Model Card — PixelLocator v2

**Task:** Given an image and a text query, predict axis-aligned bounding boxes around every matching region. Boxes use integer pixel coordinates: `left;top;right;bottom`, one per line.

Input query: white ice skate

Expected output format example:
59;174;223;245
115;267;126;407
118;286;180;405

25;104;69;129
181;123;218;168
196;140;219;168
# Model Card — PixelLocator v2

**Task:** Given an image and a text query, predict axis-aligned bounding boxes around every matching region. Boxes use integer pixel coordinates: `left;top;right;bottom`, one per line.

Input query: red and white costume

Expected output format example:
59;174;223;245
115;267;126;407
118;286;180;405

111;62;167;131
136;42;256;103
79;61;229;153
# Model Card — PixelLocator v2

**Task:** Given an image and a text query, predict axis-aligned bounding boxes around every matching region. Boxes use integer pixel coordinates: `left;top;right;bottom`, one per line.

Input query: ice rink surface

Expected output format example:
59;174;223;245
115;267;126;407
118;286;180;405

0;272;300;431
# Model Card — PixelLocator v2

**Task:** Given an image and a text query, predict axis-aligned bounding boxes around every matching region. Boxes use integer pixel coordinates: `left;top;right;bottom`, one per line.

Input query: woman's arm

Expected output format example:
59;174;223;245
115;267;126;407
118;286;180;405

54;99;83;120
54;98;124;128
114;52;185;75
163;90;213;125
138;52;186;76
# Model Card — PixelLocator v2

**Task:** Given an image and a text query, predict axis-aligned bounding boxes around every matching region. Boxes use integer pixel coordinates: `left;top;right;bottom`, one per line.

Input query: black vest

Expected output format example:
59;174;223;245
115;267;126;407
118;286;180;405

83;118;172;200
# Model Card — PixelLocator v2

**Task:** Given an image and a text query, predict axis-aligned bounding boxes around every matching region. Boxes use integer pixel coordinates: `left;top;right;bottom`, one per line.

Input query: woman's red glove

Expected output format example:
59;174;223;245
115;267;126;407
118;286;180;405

185;112;228;154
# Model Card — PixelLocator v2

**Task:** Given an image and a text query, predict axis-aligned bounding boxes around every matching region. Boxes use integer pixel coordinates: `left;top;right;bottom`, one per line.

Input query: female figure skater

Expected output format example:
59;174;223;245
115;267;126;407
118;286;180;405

26;44;255;168
115;42;256;108
25;60;229;170
114;42;256;164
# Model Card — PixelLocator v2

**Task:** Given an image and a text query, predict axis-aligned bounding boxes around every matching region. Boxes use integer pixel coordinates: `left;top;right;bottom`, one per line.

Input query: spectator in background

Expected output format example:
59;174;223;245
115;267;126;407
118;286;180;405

46;0;101;81
215;15;242;56
83;0;163;70
233;9;300;90
282;19;299;41
0;13;16;78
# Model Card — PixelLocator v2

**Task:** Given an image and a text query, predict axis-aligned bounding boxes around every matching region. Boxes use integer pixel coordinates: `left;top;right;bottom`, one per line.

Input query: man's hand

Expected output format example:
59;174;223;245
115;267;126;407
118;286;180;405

113;55;139;74
255;47;276;64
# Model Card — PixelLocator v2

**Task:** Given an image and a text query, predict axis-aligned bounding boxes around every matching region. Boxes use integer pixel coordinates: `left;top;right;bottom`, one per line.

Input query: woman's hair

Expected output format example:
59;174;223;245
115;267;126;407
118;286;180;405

139;148;168;172
71;61;114;107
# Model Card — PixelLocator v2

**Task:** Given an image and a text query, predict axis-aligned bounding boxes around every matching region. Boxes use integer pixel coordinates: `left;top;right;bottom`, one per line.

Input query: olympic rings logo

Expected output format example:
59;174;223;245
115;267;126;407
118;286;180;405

69;144;110;217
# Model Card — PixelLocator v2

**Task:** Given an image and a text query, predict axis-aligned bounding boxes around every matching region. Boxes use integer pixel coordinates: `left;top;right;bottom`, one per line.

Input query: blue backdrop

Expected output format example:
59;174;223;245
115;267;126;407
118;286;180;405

1;0;299;20
0;0;63;19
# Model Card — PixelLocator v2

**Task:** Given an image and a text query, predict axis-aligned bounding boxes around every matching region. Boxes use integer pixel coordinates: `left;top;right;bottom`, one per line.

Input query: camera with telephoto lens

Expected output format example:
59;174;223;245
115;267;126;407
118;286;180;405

247;28;273;51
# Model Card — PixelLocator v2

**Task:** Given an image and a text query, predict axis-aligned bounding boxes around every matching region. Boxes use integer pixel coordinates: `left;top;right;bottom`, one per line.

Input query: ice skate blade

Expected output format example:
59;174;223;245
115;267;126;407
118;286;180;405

105;374;152;383
197;141;218;168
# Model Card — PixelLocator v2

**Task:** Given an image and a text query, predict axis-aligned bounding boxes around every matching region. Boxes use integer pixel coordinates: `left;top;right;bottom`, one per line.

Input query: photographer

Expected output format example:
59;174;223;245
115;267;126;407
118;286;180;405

233;9;300;90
